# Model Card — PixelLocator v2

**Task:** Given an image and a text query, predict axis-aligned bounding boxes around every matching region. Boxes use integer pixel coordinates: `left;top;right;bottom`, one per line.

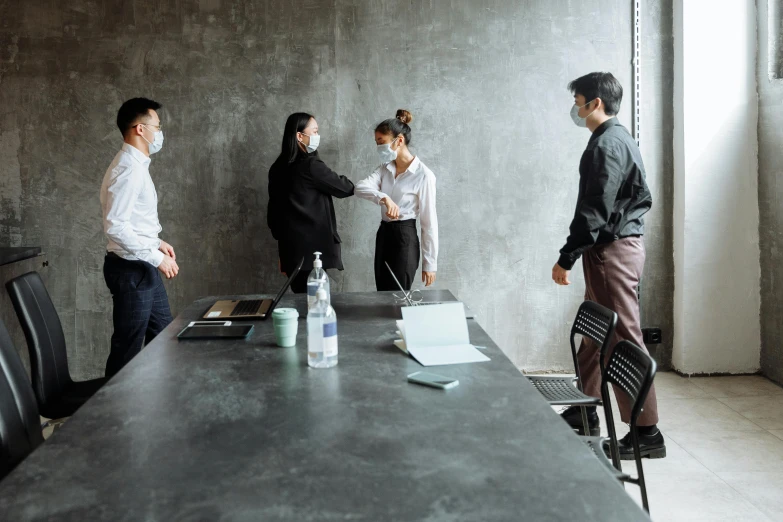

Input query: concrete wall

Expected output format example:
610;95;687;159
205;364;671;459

758;0;783;385
0;0;674;380
673;0;760;374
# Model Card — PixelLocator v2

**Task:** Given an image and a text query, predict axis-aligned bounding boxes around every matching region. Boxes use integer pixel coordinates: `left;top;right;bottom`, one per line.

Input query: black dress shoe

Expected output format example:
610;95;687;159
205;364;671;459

560;406;600;436
616;430;667;460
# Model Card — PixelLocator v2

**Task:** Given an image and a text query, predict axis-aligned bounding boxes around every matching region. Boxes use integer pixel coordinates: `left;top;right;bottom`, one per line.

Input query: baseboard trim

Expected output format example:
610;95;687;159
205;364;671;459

669;368;762;378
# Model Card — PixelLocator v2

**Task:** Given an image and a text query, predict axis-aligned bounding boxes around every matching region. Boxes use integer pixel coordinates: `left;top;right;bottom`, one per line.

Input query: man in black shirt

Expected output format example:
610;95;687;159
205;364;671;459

553;72;665;460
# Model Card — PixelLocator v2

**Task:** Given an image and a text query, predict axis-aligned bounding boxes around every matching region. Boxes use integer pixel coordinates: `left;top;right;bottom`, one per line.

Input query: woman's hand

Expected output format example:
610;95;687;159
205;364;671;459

422;271;436;287
380;197;400;220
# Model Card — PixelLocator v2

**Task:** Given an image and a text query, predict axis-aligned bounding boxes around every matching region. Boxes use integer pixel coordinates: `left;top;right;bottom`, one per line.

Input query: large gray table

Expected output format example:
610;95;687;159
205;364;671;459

0;290;648;521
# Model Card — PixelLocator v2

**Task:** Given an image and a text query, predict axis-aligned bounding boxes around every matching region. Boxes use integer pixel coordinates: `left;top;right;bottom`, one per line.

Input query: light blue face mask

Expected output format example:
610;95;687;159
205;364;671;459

377;137;400;163
303;133;320;153
142;125;164;154
570;100;596;128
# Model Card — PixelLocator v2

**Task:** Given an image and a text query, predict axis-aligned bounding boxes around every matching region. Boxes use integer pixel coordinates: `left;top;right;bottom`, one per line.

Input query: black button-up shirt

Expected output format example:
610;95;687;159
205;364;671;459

558;118;652;270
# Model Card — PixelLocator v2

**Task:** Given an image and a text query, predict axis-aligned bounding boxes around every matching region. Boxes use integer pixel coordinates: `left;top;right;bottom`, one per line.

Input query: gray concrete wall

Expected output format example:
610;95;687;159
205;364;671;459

757;0;783;386
0;0;673;380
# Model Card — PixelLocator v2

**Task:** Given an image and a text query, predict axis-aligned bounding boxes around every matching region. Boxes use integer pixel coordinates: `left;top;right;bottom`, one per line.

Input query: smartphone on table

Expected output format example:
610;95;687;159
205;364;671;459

407;371;459;390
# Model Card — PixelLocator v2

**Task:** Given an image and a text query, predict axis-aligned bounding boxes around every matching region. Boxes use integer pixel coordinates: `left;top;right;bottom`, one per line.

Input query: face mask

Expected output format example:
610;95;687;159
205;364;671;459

142;125;164;154
570;100;595;128
301;133;319;153
377;138;400;163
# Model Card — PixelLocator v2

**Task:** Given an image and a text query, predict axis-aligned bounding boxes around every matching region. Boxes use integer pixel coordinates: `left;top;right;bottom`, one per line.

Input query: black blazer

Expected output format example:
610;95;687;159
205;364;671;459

267;152;354;274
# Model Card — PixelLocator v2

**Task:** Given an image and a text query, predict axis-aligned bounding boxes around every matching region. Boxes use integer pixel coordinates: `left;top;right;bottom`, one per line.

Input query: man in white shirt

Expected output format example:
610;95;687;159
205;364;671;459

100;98;179;377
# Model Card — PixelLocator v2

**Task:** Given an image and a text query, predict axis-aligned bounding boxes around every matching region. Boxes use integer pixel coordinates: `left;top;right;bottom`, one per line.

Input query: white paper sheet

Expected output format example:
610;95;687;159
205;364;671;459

406;343;489;366
399;303;490;366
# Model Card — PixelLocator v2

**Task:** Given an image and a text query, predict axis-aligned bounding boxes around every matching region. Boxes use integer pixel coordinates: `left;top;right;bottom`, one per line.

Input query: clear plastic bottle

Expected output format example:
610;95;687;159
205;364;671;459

307;287;338;368
306;251;330;308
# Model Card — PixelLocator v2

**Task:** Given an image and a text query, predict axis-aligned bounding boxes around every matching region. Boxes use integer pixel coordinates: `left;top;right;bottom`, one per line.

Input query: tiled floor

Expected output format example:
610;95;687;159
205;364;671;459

596;373;783;521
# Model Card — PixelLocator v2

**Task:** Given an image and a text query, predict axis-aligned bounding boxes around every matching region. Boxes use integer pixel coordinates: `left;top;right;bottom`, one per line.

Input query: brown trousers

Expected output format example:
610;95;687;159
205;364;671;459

578;236;659;426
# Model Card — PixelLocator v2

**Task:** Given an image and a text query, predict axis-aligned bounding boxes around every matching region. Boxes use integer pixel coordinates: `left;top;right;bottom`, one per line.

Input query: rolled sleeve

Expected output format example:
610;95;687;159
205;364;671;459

355;166;389;205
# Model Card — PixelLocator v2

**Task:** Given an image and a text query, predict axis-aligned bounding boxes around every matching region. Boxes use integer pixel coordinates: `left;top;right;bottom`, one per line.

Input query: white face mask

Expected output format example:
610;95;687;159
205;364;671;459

141;125;164;154
301;132;320;153
570;100;596;128
377;138;400;163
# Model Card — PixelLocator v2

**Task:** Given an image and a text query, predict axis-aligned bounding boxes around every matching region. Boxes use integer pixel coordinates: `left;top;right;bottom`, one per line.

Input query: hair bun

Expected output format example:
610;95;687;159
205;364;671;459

396;109;413;125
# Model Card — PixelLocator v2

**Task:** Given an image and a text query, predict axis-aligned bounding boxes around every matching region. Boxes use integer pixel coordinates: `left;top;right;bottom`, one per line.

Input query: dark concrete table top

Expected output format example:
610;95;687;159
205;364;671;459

0;246;41;267
0;290;648;521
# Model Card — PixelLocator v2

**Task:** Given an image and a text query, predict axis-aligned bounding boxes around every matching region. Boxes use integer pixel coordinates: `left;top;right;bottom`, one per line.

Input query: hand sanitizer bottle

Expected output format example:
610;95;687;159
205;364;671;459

307;252;330;308
307;286;338;368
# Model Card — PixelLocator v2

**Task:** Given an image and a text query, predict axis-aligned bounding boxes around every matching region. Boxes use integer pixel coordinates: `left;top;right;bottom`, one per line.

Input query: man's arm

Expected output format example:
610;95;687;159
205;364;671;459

104;166;165;267
557;147;623;270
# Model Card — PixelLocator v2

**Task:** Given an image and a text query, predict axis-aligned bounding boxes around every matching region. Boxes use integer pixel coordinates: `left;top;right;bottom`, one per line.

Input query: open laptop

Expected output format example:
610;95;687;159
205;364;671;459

202;258;304;320
385;262;475;319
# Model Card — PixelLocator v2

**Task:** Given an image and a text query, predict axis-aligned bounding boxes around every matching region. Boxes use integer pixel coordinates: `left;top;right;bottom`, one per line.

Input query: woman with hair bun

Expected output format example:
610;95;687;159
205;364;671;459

356;109;439;291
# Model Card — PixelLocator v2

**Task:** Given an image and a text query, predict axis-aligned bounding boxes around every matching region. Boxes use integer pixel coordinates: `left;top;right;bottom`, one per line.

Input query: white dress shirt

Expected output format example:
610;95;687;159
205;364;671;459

100;143;164;267
356;156;439;272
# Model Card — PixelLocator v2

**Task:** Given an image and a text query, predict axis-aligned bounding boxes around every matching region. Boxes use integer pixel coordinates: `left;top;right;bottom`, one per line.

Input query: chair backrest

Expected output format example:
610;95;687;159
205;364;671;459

569;301;618;381
603;340;657;426
571;300;618;350
0;317;44;480
5;272;73;415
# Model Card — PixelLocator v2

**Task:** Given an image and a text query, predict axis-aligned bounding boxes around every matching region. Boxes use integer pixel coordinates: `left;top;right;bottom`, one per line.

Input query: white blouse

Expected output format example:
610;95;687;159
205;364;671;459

355;156;438;271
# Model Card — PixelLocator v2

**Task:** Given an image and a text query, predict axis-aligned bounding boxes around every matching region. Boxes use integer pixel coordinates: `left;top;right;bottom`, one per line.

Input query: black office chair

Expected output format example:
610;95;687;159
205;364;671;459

528;301;618;435
0;317;44;481
6;272;107;420
583;340;657;513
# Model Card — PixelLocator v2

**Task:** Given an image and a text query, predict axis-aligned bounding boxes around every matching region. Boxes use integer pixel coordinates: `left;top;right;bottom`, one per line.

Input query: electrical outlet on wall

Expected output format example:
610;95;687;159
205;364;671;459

642;327;662;345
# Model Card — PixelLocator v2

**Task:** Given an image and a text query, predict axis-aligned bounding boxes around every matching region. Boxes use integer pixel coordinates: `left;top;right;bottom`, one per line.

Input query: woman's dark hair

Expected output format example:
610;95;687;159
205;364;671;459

568;72;623;116
276;112;314;164
375;109;413;145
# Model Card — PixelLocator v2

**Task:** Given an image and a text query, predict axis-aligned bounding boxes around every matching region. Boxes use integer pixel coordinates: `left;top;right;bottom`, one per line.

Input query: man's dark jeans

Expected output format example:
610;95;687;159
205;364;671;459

103;253;173;377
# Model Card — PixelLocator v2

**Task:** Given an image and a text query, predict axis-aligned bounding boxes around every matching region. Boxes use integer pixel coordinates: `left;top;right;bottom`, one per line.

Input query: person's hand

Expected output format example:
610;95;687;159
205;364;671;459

159;240;176;260
422;271;436;286
381;197;400;220
552;263;571;286
158;255;179;279
278;258;284;274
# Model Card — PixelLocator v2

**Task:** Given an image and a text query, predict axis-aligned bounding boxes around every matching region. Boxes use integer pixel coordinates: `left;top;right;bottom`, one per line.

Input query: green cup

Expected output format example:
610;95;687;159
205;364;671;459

272;308;299;347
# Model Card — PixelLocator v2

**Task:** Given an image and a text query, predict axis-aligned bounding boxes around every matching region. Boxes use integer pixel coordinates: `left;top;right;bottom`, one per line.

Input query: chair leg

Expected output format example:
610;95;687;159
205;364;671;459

631;427;650;513
600;384;622;472
579;406;591;436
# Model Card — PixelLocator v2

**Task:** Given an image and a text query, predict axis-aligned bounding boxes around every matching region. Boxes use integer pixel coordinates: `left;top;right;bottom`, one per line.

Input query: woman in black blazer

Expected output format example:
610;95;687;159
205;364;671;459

267;113;355;293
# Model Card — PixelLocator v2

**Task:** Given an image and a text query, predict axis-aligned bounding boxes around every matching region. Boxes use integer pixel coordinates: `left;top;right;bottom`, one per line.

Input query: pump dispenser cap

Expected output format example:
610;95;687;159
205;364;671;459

313;251;323;268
